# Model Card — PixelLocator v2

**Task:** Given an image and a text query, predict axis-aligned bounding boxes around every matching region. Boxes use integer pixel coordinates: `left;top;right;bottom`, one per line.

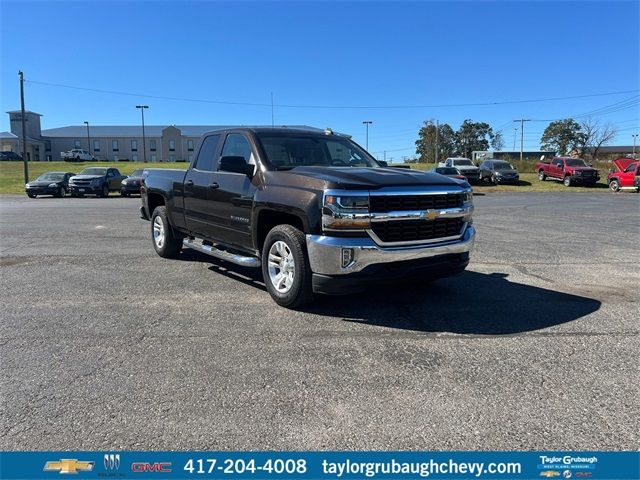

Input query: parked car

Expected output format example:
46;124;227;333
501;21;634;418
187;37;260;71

431;166;467;181
61;149;95;161
68;167;127;197
478;159;520;185
438;157;480;183
120;169;144;196
25;172;75;198
607;158;640;192
536;156;600;187
141;127;475;308
0;151;23;161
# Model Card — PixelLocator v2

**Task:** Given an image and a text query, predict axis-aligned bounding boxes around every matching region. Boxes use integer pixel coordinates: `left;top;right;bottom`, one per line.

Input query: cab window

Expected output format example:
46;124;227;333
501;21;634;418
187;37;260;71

194;134;221;172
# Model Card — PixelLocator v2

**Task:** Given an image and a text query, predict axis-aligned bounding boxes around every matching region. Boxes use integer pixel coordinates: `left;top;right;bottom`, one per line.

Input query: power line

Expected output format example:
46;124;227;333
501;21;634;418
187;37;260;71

23;79;640;110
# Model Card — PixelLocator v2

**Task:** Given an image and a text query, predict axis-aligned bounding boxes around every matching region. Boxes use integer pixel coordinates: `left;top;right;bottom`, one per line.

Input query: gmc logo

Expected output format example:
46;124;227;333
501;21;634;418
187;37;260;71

131;462;172;473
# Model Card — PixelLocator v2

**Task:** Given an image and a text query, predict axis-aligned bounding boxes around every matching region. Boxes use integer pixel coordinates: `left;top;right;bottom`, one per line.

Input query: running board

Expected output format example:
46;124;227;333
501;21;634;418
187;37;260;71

183;238;261;268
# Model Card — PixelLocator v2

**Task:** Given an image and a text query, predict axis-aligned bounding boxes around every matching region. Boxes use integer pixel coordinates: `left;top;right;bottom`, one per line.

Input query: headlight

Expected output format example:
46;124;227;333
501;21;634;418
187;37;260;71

322;192;370;232
495;171;503;177
25;183;30;188
48;183;58;188
574;170;582;175
461;189;473;204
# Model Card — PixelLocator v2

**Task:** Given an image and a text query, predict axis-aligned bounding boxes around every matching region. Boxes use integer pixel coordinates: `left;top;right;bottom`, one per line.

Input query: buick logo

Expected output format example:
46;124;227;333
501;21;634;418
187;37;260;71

104;454;120;470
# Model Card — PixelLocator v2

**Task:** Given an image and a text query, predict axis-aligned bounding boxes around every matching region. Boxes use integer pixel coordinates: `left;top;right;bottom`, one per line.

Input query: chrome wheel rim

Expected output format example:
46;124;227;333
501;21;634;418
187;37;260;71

610;182;618;191
153;216;165;249
267;241;295;293
539;172;544;180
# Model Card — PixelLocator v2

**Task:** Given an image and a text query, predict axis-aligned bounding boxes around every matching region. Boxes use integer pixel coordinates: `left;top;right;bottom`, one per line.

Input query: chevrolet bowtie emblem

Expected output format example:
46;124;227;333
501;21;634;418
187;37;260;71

44;459;95;474
540;472;561;478
422;209;439;221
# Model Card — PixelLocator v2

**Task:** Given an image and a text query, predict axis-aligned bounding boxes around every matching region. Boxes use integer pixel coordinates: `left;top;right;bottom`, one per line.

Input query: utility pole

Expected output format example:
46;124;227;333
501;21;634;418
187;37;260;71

513;118;531;162
362;121;372;151
633;134;638;157
19;71;28;184
136;105;149;162
84;121;91;156
271;92;274;127
435;119;439;165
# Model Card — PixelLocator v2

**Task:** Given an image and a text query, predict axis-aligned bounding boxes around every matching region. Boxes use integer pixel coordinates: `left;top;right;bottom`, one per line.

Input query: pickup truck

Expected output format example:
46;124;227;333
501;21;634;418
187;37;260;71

438;157;480;183
140;126;475;308
607;158;640;192
536;156;600;187
61;149;95;161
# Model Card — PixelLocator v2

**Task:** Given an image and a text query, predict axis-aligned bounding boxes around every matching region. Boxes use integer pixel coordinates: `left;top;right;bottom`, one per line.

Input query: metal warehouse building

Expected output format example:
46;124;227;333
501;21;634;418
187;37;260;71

1;110;223;162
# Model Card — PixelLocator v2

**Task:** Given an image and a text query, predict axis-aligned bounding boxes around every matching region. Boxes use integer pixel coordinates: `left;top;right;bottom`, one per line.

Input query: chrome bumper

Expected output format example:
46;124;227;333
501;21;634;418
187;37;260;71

306;224;476;276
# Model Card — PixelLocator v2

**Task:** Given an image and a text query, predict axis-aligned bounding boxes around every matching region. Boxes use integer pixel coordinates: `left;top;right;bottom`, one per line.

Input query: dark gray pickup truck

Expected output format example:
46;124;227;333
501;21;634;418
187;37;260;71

140;126;475;307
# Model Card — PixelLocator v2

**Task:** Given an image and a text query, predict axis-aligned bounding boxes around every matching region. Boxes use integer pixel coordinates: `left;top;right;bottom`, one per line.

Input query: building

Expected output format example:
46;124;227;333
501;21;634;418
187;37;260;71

1;110;228;162
472;150;557;163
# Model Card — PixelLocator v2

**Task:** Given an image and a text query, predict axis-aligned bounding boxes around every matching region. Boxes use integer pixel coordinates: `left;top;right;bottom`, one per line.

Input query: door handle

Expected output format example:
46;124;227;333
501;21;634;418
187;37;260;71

209;182;220;189
185;180;194;187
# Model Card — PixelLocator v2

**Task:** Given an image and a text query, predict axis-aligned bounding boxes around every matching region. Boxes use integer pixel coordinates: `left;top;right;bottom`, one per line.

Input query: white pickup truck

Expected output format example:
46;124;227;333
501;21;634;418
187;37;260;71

61;149;95;161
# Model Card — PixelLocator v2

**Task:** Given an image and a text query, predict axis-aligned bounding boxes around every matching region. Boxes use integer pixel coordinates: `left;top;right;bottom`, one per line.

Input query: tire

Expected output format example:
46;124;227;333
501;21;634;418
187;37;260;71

261;224;313;308
57;186;65;198
100;184;109;197
27;192;36;198
75;156;80;161
609;179;620;192
538;170;546;181
120;190;128;197
492;174;499;185
563;176;572;187
151;206;182;258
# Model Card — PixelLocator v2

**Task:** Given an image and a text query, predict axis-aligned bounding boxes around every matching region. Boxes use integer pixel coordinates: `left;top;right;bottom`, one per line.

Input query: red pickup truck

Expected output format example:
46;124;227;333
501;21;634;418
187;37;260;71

536;156;600;187
607;158;640;192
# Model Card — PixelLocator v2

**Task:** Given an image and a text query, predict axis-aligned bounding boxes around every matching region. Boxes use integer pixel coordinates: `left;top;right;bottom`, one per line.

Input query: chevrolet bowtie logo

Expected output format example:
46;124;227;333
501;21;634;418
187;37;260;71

44;459;95;474
540;472;561;478
421;209;439;221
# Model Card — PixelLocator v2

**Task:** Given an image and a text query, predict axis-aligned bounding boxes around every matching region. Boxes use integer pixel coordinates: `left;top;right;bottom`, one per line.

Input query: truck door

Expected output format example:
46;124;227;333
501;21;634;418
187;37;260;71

183;134;223;239
207;133;258;249
550;159;564;178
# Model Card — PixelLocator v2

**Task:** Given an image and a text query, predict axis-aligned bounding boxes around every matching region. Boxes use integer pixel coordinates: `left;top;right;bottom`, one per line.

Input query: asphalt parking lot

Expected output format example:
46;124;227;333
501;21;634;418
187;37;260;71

1;192;638;451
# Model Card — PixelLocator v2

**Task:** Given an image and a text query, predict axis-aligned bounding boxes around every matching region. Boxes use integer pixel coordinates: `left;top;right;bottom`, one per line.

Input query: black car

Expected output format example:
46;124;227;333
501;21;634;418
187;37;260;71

0;151;23;161
68;167;127;197
120;169;144;196
478;159;520;184
25;172;75;198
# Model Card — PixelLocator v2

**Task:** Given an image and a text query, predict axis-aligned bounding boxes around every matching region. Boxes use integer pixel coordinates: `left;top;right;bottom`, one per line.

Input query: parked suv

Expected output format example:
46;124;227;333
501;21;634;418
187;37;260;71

478;159;520;184
439;158;480;183
69;167;127;197
141;127;475;308
61;149;95;161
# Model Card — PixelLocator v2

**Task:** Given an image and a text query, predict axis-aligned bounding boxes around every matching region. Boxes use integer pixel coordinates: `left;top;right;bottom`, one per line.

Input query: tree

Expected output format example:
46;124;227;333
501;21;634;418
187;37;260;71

455;119;493;158
491;130;505;151
540;119;583;155
579;118;616;160
415;120;456;163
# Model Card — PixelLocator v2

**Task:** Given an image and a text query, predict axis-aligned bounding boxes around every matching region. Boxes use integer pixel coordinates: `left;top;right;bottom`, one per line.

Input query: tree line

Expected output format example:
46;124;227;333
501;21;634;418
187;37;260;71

414;118;616;163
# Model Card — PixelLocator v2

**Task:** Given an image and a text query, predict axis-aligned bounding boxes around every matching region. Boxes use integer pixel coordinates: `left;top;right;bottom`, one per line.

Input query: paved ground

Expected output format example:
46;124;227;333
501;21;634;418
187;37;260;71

0;192;638;450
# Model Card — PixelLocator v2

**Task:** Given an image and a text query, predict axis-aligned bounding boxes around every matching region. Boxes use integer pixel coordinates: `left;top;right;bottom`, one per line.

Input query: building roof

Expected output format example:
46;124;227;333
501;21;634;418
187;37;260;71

6;110;42;116
40;124;324;138
0;131;18;139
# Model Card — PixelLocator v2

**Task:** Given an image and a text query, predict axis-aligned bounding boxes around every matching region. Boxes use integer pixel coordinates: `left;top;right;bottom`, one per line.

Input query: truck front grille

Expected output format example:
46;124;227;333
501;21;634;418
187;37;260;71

72;179;92;186
369;193;464;212
370;218;464;244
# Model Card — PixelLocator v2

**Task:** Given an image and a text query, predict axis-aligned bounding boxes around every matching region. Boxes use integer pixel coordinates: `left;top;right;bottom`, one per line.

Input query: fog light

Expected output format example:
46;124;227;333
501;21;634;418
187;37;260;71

341;248;354;268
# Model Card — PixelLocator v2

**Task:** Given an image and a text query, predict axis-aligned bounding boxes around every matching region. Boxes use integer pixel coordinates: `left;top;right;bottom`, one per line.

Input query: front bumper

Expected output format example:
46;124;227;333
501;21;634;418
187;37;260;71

121;183;141;193
69;185;102;194
25;186;60;195
495;176;519;184
570;174;599;184
306;224;475;276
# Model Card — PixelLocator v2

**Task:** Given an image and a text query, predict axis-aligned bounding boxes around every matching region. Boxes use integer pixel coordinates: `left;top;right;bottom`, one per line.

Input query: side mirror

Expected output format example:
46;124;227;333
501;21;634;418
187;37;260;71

378;160;388;167
219;156;254;176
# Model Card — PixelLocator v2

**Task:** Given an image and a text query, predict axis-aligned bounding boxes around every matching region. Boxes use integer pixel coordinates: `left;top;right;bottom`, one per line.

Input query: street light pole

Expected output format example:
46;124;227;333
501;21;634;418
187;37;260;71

633;134;638;157
84;121;91;157
18;71;28;183
362;121;372;151
513;118;531;162
136;105;149;162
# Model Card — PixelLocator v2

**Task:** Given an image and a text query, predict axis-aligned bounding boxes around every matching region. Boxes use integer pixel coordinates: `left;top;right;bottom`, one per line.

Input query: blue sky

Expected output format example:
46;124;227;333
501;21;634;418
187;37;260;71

1;1;638;159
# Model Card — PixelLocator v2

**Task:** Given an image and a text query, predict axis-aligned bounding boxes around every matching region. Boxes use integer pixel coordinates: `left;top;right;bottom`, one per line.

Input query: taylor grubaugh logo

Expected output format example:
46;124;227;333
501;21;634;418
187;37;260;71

43;459;95;474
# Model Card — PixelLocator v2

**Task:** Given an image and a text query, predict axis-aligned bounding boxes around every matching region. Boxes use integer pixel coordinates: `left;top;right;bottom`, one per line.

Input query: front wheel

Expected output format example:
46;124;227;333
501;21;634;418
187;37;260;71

100;184;109;197
563;176;572;187
151;206;182;258
538;170;546;181
57;186;66;198
27;192;36;198
609;179;620;192
262;224;313;308
120;190;128;197
492;174;499;185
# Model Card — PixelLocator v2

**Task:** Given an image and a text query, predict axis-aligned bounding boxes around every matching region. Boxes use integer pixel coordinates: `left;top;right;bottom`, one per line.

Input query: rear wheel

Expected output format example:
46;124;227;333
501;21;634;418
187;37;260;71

538;170;546;181
563;176;572;187
262;224;313;308
151;206;182;258
609;179;620;192
120;190;128;197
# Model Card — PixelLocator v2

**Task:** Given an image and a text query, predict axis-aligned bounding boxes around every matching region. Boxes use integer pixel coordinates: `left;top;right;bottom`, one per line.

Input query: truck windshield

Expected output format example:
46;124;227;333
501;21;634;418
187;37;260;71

79;168;107;175
256;134;380;170
565;159;588;167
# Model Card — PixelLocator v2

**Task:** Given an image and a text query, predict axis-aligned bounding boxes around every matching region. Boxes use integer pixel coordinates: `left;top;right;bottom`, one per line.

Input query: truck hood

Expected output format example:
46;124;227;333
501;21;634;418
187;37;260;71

274;166;468;190
612;158;636;172
70;174;104;181
455;165;479;172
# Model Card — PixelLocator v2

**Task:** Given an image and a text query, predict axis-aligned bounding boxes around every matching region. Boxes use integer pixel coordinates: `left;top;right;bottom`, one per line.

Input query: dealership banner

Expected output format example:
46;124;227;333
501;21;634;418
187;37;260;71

0;451;638;480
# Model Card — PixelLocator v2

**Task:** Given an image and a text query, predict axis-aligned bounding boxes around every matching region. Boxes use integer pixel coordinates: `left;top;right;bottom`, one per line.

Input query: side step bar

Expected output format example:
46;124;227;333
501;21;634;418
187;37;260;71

183;238;261;268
